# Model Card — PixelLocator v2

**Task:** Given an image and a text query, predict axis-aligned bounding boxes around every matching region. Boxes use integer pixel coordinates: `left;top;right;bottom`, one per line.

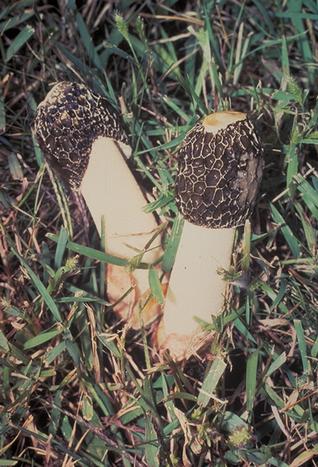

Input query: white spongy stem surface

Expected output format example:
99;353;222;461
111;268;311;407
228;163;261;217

80;137;161;263
163;221;235;337
80;137;162;307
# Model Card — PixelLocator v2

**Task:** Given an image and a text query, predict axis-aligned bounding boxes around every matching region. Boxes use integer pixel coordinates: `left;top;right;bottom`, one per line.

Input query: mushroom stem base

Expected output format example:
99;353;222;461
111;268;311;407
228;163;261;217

80;137;163;328
156;222;235;359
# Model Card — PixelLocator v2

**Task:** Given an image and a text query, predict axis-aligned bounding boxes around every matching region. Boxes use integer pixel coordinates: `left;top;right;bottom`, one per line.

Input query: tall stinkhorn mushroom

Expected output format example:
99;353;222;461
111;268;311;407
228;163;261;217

33;81;162;328
156;111;263;360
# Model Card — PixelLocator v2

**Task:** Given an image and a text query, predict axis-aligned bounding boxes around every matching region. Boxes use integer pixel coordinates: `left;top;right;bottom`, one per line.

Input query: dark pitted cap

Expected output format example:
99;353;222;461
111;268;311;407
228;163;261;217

175;111;263;228
33;81;129;190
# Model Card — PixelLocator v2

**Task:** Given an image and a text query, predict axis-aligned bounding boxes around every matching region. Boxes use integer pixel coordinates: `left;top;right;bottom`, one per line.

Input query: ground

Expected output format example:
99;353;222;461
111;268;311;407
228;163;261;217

0;1;318;465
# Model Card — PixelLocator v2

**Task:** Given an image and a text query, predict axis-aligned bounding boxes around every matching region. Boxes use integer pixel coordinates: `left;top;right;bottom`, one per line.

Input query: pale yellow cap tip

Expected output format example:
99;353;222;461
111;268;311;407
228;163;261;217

202;111;247;134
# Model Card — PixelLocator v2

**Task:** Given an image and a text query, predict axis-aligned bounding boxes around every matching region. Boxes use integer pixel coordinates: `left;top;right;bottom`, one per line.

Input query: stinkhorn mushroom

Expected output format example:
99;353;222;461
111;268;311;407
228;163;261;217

156;111;263;360
33;81;163;327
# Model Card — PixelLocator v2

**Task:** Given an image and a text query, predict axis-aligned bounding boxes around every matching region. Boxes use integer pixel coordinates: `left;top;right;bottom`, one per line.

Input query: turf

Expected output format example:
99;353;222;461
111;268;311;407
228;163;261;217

1;0;318;465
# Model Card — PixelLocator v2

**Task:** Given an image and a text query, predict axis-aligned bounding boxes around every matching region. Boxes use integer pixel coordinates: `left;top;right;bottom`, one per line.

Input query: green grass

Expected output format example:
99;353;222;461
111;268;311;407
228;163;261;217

1;0;318;465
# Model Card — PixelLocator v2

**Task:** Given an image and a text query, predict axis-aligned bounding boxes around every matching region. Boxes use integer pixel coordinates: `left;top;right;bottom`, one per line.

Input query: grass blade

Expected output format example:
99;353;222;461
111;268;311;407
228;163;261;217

246;350;259;415
144;415;160;467
162;214;184;272
198;357;227;407
76;13;103;71
270;204;300;257
54;227;69;269
12;248;62;322
0;329;9;352
294;319;309;374
0;11;34;33
47;234;145;267
148;267;164;304
5;24;34;62
24;328;63;350
265;352;287;379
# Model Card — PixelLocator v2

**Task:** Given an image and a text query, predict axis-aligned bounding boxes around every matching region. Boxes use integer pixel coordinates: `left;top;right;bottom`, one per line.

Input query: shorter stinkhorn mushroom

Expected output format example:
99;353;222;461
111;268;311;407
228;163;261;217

156;111;263;360
33;82;163;328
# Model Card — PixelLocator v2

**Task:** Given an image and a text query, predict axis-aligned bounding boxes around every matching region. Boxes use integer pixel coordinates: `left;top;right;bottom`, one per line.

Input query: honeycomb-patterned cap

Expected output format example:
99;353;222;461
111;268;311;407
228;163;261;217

33;82;129;190
175;111;263;228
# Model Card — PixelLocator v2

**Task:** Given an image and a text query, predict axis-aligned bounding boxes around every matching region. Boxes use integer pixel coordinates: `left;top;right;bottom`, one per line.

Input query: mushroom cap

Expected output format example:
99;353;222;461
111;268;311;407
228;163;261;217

33;81;129;189
175;111;263;228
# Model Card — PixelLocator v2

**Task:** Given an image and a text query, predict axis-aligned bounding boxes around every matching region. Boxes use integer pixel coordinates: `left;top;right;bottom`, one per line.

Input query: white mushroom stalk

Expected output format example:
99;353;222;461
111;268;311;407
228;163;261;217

33;82;163;328
156;111;263;360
